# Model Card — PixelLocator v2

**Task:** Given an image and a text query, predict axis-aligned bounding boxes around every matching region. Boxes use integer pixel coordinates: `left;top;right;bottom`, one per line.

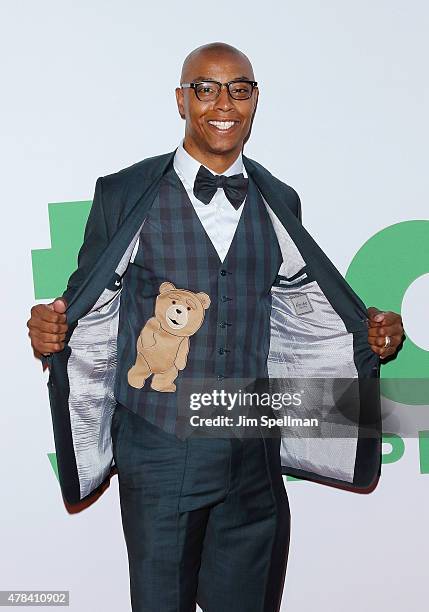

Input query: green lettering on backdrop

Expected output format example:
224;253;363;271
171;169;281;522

382;433;405;464
419;431;429;474
47;452;59;481
31;201;91;299
345;221;429;405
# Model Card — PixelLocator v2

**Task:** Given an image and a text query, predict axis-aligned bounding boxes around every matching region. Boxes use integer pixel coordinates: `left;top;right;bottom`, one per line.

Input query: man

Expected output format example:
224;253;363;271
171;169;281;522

27;43;404;611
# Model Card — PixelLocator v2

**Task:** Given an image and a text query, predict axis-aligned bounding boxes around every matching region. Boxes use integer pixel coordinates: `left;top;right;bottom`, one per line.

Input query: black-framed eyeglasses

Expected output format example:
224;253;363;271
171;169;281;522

181;80;258;102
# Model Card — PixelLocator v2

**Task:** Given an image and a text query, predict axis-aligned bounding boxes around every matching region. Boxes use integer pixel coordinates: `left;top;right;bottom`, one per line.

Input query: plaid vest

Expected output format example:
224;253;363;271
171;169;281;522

114;166;282;432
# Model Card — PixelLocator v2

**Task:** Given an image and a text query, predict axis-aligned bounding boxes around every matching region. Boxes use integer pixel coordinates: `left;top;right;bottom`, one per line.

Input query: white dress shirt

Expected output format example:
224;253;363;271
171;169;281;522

173;141;247;263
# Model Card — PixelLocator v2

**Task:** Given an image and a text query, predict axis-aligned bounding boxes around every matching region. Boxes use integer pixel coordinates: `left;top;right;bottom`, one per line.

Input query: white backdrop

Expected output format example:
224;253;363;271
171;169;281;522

1;1;428;610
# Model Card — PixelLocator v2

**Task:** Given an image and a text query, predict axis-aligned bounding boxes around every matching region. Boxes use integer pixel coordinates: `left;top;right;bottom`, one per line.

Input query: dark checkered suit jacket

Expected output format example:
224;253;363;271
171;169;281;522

44;150;381;504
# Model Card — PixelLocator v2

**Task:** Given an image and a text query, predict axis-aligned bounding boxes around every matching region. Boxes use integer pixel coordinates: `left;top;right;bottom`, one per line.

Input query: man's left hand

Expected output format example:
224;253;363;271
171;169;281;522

367;306;405;360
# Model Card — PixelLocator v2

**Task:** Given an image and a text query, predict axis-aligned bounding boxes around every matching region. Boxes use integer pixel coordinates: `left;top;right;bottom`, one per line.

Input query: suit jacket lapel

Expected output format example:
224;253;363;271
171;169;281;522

66;151;176;325
243;155;299;228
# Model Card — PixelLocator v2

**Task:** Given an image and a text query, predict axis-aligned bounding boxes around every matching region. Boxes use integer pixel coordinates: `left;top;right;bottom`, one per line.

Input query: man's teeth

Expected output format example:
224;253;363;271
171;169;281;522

208;120;236;130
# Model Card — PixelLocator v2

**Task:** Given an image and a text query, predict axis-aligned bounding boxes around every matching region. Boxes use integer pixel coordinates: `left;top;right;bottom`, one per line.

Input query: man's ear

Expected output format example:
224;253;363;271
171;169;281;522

244;88;259;146
175;87;186;120
252;87;259;121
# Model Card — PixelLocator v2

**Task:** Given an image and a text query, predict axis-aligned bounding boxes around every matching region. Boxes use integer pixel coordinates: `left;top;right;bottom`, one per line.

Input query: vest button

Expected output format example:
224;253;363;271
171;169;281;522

218;348;225;355
217;374;225;380
220;269;227;276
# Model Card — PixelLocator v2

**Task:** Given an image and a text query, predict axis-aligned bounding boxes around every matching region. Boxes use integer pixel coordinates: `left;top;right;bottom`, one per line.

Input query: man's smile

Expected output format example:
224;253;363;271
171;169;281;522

207;119;239;132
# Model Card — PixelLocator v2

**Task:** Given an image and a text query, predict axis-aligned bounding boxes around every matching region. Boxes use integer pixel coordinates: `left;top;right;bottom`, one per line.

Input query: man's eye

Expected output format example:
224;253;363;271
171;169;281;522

231;86;250;95
199;86;214;94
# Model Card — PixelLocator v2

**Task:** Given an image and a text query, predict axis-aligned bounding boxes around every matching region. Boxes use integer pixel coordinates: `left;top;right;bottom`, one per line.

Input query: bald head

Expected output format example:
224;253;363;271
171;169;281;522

180;42;254;83
175;42;258;173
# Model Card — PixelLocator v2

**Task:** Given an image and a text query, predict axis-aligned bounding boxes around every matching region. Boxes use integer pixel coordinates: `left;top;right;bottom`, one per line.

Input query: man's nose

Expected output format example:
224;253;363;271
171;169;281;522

214;85;233;111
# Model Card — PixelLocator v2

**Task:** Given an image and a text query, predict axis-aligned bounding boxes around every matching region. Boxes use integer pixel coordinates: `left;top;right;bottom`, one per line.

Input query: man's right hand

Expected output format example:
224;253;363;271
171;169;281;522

27;297;68;358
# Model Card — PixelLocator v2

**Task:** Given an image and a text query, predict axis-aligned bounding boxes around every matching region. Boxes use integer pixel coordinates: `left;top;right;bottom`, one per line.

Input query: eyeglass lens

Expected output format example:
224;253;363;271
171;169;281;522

195;81;254;101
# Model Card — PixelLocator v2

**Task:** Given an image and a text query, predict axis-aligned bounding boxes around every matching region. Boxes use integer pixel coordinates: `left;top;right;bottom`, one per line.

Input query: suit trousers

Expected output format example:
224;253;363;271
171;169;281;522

111;402;291;612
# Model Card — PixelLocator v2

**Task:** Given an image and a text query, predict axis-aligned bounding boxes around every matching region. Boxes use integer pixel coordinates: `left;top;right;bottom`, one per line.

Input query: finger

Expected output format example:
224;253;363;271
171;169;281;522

369;340;393;353
373;334;403;349
29;304;67;324
368;324;403;341
386;334;405;350
370;344;394;357
370;349;379;357
367;319;383;329
378;311;402;326
27;319;68;334
367;306;385;323
369;334;403;349
369;344;382;355
367;332;398;347
52;298;67;314
372;336;402;356
377;325;404;338
32;340;65;354
30;304;67;322
367;306;381;317
371;337;389;348
31;329;67;344
368;328;382;339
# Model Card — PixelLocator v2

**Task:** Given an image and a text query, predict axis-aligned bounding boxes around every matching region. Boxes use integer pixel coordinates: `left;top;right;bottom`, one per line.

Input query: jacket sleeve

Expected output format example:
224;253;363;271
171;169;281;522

61;177;109;306
296;192;302;223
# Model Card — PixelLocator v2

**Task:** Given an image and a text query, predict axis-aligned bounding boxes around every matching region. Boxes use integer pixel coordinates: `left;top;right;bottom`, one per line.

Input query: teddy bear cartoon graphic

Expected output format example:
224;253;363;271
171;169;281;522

127;282;211;392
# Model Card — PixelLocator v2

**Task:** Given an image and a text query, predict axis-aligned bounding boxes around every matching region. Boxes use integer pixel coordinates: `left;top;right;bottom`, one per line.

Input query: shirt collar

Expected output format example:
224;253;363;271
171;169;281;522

173;139;246;189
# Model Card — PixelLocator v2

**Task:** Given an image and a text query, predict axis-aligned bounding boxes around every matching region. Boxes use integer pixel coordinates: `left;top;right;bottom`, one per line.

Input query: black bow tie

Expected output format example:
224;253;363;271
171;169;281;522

193;165;248;209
